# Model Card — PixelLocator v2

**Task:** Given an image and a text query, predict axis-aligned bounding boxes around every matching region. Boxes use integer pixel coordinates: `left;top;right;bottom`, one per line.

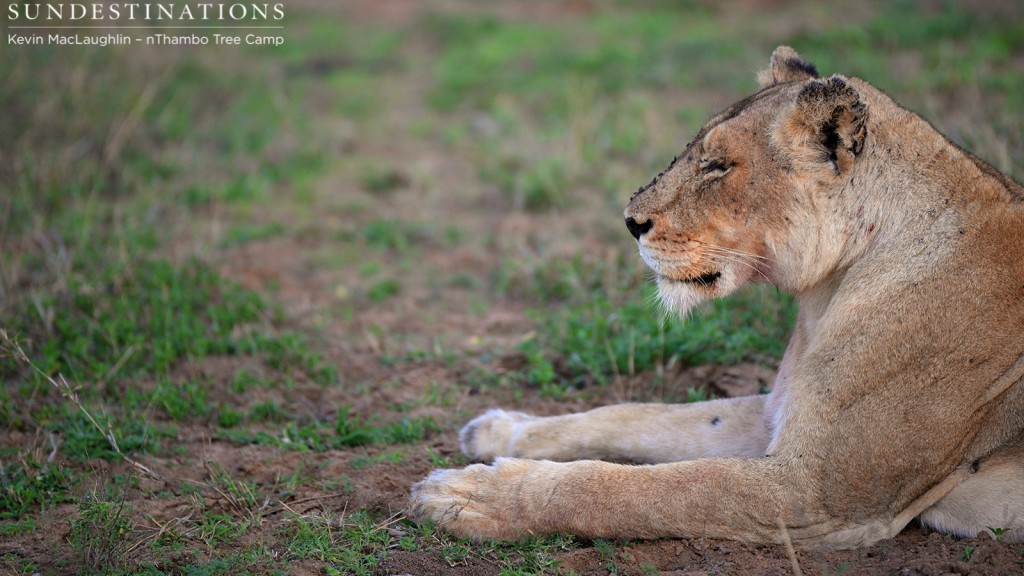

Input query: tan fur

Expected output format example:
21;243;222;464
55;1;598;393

410;47;1024;548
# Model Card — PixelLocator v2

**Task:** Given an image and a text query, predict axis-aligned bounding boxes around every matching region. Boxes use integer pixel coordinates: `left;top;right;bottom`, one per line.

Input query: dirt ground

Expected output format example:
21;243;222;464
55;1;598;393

4;1;1024;575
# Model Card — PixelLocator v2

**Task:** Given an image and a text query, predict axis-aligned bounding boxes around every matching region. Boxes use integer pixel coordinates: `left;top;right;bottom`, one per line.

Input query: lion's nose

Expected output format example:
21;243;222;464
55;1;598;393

625;216;653;240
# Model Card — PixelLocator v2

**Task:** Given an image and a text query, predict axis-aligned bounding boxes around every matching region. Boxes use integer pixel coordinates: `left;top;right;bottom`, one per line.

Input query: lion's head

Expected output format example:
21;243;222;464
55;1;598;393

625;46;870;315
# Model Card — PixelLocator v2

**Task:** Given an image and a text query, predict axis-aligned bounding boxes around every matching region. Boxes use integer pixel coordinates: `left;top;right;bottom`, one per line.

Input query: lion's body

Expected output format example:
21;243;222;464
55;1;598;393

411;47;1024;548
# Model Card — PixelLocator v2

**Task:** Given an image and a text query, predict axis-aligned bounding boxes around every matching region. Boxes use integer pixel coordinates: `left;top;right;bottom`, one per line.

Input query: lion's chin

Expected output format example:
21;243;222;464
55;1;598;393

656;269;736;316
656;276;708;317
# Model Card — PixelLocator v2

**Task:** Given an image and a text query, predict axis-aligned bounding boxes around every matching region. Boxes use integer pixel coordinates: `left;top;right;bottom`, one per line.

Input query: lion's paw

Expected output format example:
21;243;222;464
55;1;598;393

409;459;531;539
459;409;536;462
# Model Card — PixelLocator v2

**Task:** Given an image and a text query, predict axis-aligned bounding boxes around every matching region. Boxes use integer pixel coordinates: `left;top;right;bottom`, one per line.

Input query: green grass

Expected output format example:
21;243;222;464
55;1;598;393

497;250;796;388
218;407;439;453
248;400;287;423
55;411;175;462
230;368;275;393
359;164;408;194
361;218;427;252
221;222;288;247
367;278;402;301
289;510;390;575
528;283;797;386
427;8;742;114
68;492;133;573
0;457;73;520
6;258;265;387
0;518;37;537
303;516;580;576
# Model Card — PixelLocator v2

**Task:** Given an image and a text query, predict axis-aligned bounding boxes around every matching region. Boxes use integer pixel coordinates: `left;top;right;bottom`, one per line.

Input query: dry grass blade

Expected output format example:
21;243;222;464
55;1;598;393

101;70;168;173
0;328;162;481
261;491;351;518
201;458;271;523
778;518;804;576
127;513;195;555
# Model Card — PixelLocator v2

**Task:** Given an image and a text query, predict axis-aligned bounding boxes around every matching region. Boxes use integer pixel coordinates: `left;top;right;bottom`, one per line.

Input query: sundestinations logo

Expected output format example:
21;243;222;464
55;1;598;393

5;2;288;47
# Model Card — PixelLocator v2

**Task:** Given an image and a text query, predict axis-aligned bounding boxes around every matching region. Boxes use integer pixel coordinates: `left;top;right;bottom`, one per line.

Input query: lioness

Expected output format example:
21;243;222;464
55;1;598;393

410;47;1024;548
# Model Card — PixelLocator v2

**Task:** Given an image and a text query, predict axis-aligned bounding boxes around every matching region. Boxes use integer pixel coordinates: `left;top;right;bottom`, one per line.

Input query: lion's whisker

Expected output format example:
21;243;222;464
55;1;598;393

703;249;775;285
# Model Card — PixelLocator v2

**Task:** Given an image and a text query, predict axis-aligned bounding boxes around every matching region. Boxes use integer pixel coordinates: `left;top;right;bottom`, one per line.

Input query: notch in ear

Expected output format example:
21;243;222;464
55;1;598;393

757;46;819;88
782;75;868;173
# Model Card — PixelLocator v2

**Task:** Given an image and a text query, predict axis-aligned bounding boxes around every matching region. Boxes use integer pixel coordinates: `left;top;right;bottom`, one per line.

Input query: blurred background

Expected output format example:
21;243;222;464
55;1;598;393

1;1;1022;573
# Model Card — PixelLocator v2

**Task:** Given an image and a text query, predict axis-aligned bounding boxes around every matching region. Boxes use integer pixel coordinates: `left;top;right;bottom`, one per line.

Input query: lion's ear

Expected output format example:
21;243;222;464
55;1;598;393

781;75;868;173
757;46;819;88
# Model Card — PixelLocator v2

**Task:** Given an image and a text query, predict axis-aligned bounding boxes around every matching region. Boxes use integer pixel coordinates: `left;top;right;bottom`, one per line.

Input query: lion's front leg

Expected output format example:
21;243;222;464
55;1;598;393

410;456;825;543
461;395;770;464
410;455;917;547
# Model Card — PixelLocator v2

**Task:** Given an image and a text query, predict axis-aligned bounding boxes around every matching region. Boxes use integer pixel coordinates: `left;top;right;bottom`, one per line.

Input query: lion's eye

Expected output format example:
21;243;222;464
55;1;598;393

700;158;732;178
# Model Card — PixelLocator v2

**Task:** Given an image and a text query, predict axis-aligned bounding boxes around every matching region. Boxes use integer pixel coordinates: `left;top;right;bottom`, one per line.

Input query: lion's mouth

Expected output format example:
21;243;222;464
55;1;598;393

687;271;722;286
667;271;722;286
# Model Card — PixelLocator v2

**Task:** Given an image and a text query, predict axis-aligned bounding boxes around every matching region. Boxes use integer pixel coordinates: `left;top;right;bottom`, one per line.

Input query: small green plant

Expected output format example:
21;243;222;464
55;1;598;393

217;403;243;428
427;447;453;468
422;380;460;407
249;401;286;422
290;510;391;575
351;450;405;470
0;554;39;576
231;369;269;393
367;278;402;301
250;332;338;386
685;386;710;403
282;512;336;561
318;474;356;495
538;381;571;400
378;417;439;444
488;533;576;574
198;512;246;547
361;218;425;252
524;349;556;387
440;539;473;566
221;221;287;247
334;407;439;448
360;165;408;193
152;378;209;421
0;518;37;537
398;533;417;552
68;492;133;572
988;526;1010;541
593;539;620;574
204;461;266;524
331;410;373;449
961;545;975;562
